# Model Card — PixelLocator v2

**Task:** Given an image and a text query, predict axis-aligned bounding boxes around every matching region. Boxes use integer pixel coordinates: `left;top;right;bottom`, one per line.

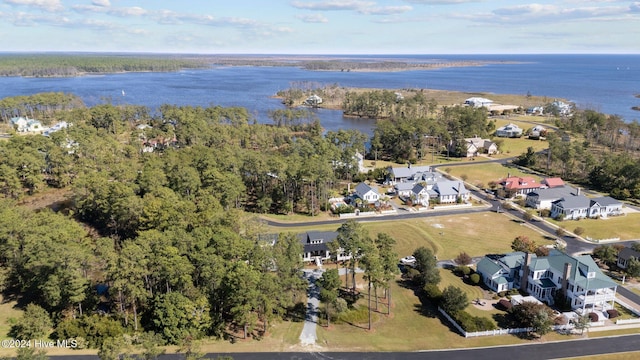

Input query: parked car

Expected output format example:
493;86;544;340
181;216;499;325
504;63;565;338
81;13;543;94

400;256;416;267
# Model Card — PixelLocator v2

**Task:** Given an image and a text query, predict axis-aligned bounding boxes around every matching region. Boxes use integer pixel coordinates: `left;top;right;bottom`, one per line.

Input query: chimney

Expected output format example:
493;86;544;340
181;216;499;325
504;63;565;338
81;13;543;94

562;263;572;297
408;162;411;168
348;183;351;193
508;172;511;179
520;252;533;293
576;187;581;196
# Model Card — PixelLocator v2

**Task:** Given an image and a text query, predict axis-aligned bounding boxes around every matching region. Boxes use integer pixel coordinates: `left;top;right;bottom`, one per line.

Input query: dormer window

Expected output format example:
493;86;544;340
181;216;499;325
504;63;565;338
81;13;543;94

587;271;596;279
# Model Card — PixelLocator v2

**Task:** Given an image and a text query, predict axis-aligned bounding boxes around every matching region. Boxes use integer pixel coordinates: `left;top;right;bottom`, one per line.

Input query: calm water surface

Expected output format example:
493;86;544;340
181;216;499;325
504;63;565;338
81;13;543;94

1;54;639;135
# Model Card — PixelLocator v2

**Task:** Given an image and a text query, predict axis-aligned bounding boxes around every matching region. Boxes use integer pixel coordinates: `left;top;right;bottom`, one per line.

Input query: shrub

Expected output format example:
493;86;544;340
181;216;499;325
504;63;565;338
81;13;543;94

423;284;442;302
540;209;551;217
450;310;497;332
606;309;619;319
454;265;471;277
573;226;585;236
454;252;472;266
469;273;480;285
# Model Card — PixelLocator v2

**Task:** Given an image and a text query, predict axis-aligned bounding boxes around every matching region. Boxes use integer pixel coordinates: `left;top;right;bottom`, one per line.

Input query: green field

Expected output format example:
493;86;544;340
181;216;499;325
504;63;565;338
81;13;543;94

268;212;554;261
549;213;640;241
445;163;540;189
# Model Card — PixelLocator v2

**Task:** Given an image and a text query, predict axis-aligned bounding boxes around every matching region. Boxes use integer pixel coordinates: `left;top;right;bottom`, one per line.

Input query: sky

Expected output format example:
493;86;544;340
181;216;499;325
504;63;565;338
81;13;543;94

0;0;639;54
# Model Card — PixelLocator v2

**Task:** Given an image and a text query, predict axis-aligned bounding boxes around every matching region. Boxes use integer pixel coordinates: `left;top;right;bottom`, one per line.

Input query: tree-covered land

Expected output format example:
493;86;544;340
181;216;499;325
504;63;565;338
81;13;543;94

0;54;208;77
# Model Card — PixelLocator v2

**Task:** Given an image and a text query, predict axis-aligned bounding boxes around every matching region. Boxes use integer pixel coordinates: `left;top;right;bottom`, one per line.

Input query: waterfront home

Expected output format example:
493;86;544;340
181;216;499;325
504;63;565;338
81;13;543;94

464;97;493;108
305;94;322;106
10;117;44;133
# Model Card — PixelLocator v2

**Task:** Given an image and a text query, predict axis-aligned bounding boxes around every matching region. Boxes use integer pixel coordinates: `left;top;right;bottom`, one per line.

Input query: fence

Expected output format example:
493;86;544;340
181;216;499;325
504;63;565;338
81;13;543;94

433;203;473;211
585;237;620;243
616;318;640;325
438;307;537;338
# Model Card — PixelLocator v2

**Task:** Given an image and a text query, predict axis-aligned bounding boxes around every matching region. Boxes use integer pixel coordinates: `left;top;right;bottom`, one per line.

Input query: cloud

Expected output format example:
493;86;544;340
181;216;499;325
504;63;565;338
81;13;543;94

91;0;110;7
296;13;329;23
290;1;375;11
402;0;481;4
72;4;147;17
4;0;63;12
362;6;412;15
291;1;411;16
631;2;640;12
460;3;635;24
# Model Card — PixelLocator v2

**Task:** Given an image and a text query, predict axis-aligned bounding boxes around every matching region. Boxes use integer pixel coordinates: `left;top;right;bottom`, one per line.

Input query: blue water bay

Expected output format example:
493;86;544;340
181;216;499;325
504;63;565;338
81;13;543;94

1;54;638;136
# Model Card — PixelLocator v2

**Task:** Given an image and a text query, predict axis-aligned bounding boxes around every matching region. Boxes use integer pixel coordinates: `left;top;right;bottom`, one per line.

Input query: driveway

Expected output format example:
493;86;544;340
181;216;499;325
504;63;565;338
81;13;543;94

299;269;323;346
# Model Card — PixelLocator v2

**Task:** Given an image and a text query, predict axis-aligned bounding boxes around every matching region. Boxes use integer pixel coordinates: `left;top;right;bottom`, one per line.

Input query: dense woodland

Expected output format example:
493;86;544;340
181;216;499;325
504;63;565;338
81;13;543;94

1;88;639;354
0;55;207;77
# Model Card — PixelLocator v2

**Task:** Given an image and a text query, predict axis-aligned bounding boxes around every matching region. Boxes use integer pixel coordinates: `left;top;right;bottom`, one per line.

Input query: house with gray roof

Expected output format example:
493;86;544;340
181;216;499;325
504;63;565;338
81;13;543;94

298;231;351;263
550;195;623;220
387;165;432;184
433;181;470;204
477;250;617;312
526;185;579;210
617;247;640;269
495;123;523;138
354;182;380;204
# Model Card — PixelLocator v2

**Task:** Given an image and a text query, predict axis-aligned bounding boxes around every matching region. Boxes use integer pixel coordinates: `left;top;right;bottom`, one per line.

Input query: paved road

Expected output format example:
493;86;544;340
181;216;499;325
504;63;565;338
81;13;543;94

50;333;640;360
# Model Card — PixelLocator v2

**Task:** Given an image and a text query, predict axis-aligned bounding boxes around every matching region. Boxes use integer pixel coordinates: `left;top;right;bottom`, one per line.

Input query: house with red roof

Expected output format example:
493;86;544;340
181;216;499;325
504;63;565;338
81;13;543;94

542;177;565;188
501;176;541;197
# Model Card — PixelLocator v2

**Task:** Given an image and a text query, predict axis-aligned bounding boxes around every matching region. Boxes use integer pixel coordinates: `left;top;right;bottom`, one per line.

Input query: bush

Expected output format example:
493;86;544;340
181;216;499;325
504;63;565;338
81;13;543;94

469;273;480;285
54;315;124;348
453;265;471;277
423;284;442;302
451;310;497;332
574;226;585;236
540;209;551;217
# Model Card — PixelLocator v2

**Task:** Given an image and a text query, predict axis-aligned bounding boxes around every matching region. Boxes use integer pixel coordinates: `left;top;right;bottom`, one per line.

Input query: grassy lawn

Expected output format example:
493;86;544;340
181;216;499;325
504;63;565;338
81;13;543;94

438;269;502;320
268;212;554;262
444;162;540;189
0;296;22;341
493;137;549;158
315;277;578;351
548;213;640;241
560;352;640;360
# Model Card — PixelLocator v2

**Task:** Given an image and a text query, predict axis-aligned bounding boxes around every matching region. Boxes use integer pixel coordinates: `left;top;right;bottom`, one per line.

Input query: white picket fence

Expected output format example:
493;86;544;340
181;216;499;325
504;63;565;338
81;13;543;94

616;318;640;325
437;308;595;338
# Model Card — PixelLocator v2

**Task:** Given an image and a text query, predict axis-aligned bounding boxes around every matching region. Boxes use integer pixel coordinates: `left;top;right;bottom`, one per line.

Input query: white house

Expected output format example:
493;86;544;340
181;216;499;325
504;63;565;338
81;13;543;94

526;186;578;210
305;94;323;106
550;195;623;220
43;121;70;136
477;251;617;312
387;164;432;184
528;125;547;140
10;117;44;133
495;123;523;138
460;136;498;157
298;231;351;263
354;182;380;204
433;181;470;204
464;97;493;108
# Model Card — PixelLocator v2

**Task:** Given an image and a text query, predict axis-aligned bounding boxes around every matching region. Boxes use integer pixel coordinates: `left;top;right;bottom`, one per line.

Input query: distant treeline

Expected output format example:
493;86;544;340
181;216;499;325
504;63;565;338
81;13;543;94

0;54;208;77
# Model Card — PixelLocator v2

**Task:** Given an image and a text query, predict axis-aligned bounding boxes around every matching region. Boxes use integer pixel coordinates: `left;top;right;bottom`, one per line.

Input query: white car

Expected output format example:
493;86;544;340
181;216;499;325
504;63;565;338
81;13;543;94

400;256;416;267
